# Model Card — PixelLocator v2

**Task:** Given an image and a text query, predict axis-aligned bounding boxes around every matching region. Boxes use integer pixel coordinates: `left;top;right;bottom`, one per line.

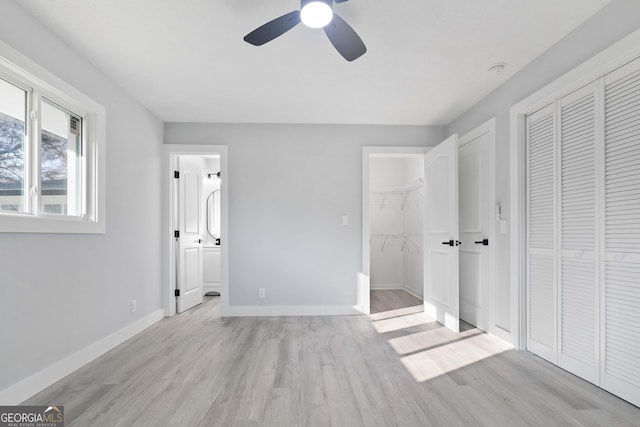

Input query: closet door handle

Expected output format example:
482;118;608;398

474;239;489;246
442;240;454;246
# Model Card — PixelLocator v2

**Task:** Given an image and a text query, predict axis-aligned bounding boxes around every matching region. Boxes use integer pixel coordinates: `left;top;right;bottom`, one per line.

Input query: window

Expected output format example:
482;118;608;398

0;77;27;213
40;99;83;216
0;40;105;233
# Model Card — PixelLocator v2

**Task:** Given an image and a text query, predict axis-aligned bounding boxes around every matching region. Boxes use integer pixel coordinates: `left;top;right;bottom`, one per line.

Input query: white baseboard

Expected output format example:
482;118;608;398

489;325;515;348
370;283;403;290
402;287;423;300
370;284;424;300
223;305;362;317
0;309;165;405
203;284;221;294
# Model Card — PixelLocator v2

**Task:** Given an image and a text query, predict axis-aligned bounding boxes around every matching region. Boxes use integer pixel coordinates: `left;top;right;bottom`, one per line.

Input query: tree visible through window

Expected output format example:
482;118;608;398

41;99;82;215
0;97;82;215
0;77;26;212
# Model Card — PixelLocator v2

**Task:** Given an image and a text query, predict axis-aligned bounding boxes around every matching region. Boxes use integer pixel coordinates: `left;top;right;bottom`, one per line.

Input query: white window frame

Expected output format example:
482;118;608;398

0;40;105;233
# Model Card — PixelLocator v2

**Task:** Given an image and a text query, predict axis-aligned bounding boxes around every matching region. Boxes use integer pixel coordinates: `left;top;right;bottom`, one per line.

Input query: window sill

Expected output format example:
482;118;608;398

0;212;105;234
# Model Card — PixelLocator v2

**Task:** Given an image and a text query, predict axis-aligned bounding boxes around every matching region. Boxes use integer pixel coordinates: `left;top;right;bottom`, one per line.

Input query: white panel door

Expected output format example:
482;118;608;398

602;57;640;407
558;82;599;384
424;134;460;333
177;156;204;313
459;131;492;331
526;103;558;364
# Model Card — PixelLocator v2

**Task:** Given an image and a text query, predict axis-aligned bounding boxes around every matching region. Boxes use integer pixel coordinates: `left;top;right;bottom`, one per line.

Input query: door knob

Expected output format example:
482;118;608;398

474;238;489;246
441;240;462;246
194;238;202;244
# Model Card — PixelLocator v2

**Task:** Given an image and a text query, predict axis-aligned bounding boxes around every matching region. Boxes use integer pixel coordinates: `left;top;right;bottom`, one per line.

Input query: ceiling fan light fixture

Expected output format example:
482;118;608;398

300;0;333;28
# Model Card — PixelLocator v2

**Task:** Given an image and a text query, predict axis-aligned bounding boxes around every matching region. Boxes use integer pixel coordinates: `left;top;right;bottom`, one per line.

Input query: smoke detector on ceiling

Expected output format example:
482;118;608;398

488;62;507;75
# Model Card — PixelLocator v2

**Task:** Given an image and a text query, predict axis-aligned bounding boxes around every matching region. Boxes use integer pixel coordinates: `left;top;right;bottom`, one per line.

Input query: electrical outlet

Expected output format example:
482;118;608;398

258;288;266;299
131;299;137;313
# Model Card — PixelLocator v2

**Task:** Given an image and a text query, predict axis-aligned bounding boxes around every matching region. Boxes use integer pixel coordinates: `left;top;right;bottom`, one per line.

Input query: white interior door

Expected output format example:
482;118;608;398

424;134;460;333
177;156;204;313
459;131;492;331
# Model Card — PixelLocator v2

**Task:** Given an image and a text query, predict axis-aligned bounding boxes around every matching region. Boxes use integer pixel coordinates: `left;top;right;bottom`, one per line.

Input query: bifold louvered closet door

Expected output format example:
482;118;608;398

526;104;558;364
602;58;640;405
526;57;640;407
559;82;599;384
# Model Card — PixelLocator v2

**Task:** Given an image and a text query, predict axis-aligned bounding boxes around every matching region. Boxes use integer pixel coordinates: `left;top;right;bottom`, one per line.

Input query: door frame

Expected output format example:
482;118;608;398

509;28;640;350
458;118;498;338
164;144;229;317
361;146;432;315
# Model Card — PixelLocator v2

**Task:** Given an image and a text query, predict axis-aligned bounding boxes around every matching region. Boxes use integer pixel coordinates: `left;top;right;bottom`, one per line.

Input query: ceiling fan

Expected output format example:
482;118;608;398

243;0;367;61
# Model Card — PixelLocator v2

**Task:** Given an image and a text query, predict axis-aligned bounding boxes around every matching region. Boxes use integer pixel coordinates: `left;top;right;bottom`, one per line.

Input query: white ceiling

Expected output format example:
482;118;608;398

18;0;610;125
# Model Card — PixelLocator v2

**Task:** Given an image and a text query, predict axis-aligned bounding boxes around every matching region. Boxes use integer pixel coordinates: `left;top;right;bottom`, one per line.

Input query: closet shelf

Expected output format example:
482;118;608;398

371;178;424;211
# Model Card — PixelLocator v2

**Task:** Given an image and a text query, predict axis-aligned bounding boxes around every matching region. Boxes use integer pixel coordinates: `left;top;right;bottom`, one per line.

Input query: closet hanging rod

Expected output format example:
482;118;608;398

370;233;423;238
370;177;424;196
370;234;423;251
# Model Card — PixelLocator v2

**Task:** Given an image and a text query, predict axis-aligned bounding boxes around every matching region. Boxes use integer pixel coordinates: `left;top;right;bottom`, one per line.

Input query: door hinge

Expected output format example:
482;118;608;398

175;289;180;297
174;230;180;238
174;171;179;179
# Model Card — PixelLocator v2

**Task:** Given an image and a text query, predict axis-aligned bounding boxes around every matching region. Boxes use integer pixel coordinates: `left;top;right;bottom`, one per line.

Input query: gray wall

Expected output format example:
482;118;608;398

0;2;164;391
446;0;640;336
165;123;444;308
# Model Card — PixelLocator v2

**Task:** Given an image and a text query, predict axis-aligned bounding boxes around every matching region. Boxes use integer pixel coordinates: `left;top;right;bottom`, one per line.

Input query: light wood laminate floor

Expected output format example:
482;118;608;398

370;289;422;314
24;293;640;426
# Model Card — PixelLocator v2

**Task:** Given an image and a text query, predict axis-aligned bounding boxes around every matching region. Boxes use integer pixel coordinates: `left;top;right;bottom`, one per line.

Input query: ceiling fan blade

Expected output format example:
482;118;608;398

244;11;301;46
333;0;350;2
323;14;366;61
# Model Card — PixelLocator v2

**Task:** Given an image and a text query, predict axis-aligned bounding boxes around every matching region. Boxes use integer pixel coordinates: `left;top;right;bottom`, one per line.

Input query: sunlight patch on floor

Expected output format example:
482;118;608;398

399;333;511;382
369;305;424;321
387;326;484;356
369;304;513;383
371;311;436;334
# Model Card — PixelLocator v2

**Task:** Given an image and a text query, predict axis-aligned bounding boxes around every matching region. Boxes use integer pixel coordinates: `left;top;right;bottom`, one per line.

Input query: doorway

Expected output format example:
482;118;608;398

362;122;495;333
368;153;425;314
164;145;229;317
362;147;430;316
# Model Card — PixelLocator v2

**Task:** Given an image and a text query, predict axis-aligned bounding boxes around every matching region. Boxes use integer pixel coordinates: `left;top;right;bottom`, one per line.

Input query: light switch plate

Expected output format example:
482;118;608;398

341;215;348;226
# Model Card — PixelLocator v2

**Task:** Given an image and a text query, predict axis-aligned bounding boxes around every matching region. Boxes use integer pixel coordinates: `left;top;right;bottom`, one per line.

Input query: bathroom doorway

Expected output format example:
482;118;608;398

164;145;229;317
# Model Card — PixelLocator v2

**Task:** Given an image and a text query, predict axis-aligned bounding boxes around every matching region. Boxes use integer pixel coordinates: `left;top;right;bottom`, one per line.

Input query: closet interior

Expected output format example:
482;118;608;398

369;156;424;310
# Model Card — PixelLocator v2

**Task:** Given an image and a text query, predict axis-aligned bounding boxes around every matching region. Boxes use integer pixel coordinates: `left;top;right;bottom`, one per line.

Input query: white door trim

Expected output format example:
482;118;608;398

509;27;640;350
458;118;502;341
361;146;432;314
164;144;229;317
